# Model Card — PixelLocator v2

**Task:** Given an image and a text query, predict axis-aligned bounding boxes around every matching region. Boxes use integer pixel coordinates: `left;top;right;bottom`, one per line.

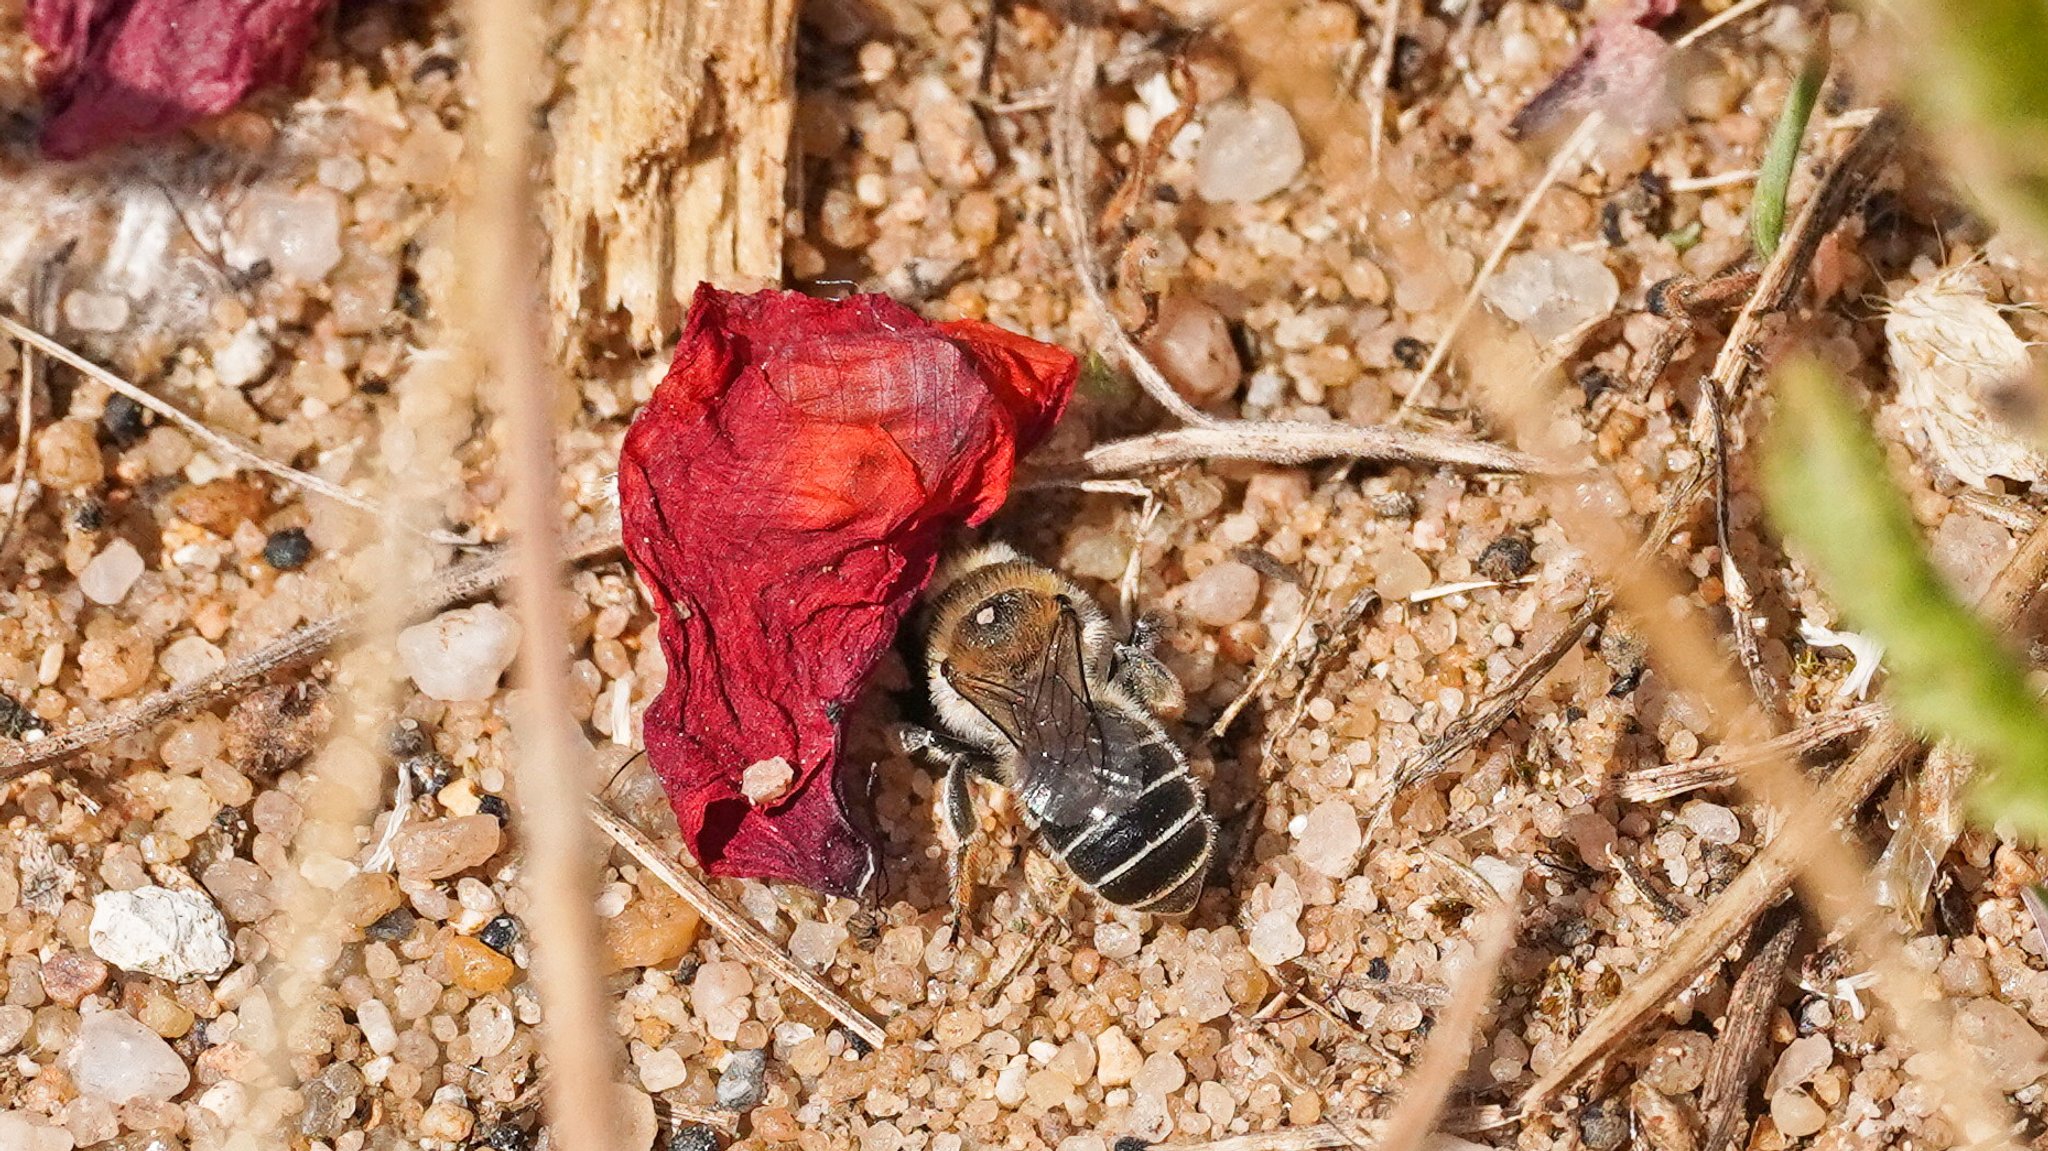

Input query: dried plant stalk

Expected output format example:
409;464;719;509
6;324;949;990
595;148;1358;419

1085;422;1544;474
590;803;888;1048
1618;703;1885;802
548;0;797;355
1698;909;1801;1151
469;5;619;1149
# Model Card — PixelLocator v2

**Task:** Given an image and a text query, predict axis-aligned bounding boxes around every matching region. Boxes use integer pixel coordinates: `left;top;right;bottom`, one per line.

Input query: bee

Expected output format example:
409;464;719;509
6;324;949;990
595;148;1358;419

901;543;1216;926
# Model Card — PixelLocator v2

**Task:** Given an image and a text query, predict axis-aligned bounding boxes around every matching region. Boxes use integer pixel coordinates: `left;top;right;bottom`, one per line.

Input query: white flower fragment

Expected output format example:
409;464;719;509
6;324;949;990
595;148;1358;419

1799;619;1886;700
1884;264;2046;490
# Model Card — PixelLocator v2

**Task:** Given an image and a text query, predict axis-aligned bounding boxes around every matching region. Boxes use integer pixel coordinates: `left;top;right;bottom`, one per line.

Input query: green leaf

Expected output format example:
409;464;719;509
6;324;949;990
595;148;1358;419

1763;359;2048;835
1885;0;2048;245
1751;38;1829;260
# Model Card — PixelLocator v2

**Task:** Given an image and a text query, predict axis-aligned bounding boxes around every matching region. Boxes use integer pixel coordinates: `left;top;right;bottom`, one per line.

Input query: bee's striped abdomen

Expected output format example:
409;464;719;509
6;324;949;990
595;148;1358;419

1034;735;1215;913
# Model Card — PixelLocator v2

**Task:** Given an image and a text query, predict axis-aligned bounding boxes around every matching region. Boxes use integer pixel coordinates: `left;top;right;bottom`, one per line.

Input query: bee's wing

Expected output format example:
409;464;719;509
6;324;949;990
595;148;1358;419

1018;604;1145;827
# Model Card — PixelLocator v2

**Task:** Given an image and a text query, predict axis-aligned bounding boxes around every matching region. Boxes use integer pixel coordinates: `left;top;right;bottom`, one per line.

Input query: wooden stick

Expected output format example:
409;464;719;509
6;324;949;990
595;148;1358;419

590;803;887;1049
1085;421;1546;475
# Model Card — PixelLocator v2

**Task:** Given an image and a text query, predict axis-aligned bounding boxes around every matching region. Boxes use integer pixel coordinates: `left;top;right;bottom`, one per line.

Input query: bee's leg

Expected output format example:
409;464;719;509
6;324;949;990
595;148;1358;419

938;755;994;946
1112;613;1186;716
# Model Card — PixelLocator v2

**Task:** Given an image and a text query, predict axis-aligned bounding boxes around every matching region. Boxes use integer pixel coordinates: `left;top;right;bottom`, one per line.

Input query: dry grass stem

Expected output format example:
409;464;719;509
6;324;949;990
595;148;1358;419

1160;1121;1371;1151
1707;381;1779;713
1084;421;1545;474
1698;910;1801;1151
1619;702;1885;802
1055;29;1216;428
0;513;623;782
1377;895;1521;1151
465;7;619;1145
1208;569;1327;741
1395;113;1603;418
1365;0;1403;172
0;313;468;544
590;802;889;1048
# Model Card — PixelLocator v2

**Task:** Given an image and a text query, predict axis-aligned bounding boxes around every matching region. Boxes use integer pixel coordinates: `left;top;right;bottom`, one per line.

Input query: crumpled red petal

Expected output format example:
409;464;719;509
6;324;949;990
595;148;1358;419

29;0;330;160
618;285;1077;896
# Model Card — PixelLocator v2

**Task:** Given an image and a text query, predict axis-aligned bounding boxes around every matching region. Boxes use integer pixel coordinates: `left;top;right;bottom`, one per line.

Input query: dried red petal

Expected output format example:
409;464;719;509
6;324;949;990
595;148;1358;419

29;0;330;160
618;286;1076;895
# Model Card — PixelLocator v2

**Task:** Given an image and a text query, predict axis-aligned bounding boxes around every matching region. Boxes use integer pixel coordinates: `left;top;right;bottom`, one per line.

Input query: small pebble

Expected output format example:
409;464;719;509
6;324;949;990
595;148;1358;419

1770;1089;1826;1139
603;893;701;970
263;527;313;570
366;906;417;942
0;1112;74;1151
88;886;234;981
1180;561;1261;627
1143;296;1242;405
392;814;503;881
1391;336;1429;371
298;1062;365;1138
1096;1026;1142;1087
1476;534;1534;581
63;290;129;333
667;1126;721;1151
1483;249;1620;342
741;757;796;806
99;395;146;445
398;604;523;702
1295;799;1362;878
66;1009;191;1104
211;322;273;388
1957;996;2048;1090
1767;1034;1832;1093
446;934;518;994
38;951;108;1008
479;914;520;954
691;960;754;1042
1194;97;1305;203
78;540;145;606
716;1049;768;1110
612;1084;658;1151
1678;801;1741;845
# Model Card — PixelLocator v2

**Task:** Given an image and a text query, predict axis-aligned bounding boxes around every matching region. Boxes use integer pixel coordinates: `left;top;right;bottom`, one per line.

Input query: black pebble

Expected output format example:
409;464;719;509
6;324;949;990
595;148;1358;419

1391;336;1429;371
480;914;520;954
841;1026;873;1056
1476;534;1534;582
1366;955;1390;981
66;497;104;532
100;394;147;446
667;1126;722;1151
477;793;510;821
483;1125;532;1151
366;906;417;942
264;527;314;570
0;692;39;740
1113;1138;1152;1151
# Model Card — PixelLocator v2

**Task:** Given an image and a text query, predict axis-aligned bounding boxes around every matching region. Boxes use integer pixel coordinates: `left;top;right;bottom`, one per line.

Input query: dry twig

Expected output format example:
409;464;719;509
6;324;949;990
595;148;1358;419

1618;703;1884;802
467;5;619;1149
1084;421;1544;475
590;803;888;1048
1698;909;1801;1151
